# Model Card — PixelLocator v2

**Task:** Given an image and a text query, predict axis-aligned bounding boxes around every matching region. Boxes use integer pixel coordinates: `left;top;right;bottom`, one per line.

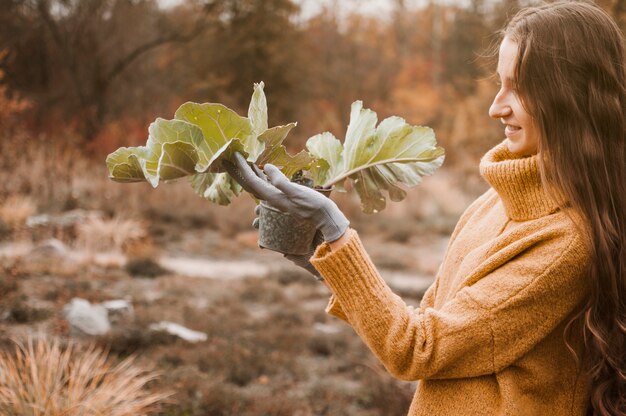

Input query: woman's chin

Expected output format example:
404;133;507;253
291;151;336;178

505;138;536;157
505;139;520;154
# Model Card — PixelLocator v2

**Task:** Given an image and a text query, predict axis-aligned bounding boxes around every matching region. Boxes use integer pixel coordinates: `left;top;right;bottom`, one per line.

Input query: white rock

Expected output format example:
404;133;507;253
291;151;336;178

25;213;51;227
313;322;342;335
148;321;208;343
26;209;103;228
29;238;68;258
101;299;133;312
101;299;134;323
63;298;110;336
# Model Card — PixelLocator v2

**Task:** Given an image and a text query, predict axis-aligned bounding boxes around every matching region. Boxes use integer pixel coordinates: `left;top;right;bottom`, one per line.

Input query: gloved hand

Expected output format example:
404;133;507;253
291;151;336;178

223;152;350;243
251;205;324;280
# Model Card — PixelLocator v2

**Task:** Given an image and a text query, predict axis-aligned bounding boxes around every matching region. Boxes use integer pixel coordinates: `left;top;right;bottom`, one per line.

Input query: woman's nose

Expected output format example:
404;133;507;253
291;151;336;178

488;92;512;119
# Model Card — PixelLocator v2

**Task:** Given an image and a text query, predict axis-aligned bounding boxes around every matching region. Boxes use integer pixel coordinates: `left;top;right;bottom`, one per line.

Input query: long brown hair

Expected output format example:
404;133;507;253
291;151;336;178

503;1;626;415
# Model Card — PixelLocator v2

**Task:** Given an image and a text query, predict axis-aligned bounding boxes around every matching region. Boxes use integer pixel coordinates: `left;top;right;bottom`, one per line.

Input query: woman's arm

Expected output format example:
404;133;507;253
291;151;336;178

311;229;590;381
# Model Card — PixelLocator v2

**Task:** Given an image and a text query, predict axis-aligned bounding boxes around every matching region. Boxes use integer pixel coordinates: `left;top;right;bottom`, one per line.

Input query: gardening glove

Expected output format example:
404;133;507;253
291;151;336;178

223;152;350;243
252;205;324;280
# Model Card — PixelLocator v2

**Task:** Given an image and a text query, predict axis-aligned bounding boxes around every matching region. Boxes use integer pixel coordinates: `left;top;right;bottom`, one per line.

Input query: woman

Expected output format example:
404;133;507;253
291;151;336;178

223;1;626;414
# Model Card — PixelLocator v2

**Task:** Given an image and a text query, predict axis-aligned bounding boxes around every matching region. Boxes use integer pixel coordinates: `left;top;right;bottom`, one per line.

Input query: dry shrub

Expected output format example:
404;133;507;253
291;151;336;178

0;194;36;229
6;297;52;324
356;366;414;414
0;130;93;213
76;215;147;253
247;396;309;416
87;118;147;156
124;257;169;278
0;337;170;416
204;195;257;236
197;381;247;415
0;53;29;129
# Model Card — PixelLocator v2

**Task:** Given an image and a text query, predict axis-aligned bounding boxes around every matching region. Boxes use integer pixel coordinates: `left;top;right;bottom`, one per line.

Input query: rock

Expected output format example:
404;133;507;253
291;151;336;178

27;210;103;241
29;238;68;259
63;298;110;336
26;209;103;228
148;321;207;343
101;299;134;324
313;322;342;335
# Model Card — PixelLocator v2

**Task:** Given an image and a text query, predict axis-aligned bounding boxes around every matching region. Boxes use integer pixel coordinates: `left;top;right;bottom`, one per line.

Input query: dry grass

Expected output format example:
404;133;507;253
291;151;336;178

0;228;418;415
0;56;29;129
0;336;170;416
0;194;36;228
75;215;147;254
0;118;474;415
0;132;87;213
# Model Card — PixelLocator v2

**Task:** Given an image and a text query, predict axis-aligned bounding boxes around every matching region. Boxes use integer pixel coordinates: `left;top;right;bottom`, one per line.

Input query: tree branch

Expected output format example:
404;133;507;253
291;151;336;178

104;18;209;86
36;0;88;106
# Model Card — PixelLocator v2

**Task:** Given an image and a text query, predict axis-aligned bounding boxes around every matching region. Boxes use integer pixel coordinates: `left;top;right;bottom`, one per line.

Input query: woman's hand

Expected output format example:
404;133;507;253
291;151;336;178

223;152;350;243
250;204;325;280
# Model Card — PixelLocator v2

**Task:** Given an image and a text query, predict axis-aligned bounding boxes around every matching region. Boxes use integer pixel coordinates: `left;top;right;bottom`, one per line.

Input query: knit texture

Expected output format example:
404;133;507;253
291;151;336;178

310;140;592;416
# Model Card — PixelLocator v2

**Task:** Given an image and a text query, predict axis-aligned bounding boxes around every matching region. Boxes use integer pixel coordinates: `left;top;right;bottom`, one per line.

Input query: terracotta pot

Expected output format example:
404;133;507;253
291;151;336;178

257;187;333;255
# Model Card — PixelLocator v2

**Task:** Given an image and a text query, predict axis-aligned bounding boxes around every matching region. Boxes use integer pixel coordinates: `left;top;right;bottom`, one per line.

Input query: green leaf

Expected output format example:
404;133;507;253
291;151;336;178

305;101;445;213
143;118;203;186
255;123;314;179
247;82;268;160
342;101;379;171
306;132;345;190
106;147;150;183
106;118;204;187
189;172;243;205
106;83;303;201
184;136;248;204
174;102;253;172
106;84;445;213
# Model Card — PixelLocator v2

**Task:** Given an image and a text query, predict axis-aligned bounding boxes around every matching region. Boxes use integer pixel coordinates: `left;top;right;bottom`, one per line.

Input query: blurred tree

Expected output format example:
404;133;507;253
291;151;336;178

0;0;619;168
441;0;491;96
202;0;306;125
393;0;410;59
0;0;211;140
0;51;29;132
296;12;400;141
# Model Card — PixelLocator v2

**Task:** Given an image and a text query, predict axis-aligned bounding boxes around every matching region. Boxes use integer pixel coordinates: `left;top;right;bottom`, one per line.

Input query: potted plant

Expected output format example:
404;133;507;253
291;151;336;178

106;82;445;254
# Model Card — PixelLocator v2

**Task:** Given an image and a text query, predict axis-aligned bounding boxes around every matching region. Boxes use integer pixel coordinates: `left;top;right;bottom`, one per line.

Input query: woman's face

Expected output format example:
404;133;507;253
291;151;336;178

489;36;540;156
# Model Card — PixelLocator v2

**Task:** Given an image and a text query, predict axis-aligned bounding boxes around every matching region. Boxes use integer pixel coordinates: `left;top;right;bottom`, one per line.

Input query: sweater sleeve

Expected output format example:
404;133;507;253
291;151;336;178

310;230;589;381
324;189;497;325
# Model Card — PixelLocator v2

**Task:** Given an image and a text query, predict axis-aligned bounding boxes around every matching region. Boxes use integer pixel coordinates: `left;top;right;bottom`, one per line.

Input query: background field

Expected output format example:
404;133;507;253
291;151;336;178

0;0;623;414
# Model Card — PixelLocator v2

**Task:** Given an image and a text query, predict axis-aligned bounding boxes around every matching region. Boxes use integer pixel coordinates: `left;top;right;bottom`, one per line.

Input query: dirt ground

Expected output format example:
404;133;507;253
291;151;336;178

0;206;454;415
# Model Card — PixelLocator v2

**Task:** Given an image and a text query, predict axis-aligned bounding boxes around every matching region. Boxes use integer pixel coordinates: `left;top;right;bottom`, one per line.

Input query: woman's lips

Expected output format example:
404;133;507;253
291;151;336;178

505;124;521;137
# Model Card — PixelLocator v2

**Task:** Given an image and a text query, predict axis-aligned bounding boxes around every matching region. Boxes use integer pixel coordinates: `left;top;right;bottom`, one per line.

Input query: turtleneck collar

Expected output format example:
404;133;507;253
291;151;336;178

479;140;564;221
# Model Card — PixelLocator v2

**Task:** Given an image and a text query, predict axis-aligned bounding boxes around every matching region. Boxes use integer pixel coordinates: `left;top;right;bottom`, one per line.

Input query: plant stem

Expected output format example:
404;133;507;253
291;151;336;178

322;157;438;188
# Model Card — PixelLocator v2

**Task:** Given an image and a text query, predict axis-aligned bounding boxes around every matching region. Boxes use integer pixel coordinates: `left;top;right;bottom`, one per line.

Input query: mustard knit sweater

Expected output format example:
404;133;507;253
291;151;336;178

310;140;592;416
